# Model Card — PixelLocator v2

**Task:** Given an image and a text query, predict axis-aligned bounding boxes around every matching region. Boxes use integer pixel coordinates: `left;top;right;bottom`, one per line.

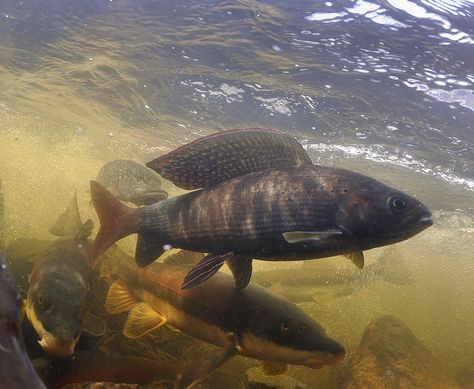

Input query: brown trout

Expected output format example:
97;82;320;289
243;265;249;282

90;128;432;290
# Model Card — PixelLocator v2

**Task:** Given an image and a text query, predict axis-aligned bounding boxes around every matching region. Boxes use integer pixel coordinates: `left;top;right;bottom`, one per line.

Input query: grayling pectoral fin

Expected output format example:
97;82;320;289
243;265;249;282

343;251;364;269
261;361;289;376
82;311;106;336
123;302;166;339
175;335;238;389
282;230;343;244
181;252;231;290
147;128;312;190
135;232;165;267
227;256;253;290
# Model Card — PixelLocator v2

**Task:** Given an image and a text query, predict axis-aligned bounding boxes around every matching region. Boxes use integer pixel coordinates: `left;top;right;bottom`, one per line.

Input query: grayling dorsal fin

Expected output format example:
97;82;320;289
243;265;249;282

146;128;312;190
49;191;83;238
161;249;206;266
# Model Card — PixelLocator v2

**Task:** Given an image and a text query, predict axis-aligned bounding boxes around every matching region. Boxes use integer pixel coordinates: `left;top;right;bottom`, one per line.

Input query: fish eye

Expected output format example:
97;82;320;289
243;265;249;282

389;196;407;211
280;322;290;332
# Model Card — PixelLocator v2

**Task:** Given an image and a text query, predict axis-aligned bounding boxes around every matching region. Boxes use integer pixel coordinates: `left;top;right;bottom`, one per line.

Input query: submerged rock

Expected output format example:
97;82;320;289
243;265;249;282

345;315;461;389
243;367;307;389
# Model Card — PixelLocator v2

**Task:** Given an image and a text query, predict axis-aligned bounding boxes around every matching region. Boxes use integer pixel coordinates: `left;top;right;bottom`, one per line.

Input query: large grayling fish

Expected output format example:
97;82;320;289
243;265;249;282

0;249;46;389
96;159;168;206
90;128;432;290
25;193;105;357
100;246;345;389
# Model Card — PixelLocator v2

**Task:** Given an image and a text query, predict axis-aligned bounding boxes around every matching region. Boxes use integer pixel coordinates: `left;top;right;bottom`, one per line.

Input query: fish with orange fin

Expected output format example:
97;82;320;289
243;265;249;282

90;128;432;290
99;246;346;389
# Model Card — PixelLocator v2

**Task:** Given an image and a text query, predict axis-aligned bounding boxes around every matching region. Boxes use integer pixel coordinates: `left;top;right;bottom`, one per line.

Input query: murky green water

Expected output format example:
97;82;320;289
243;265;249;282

0;0;473;388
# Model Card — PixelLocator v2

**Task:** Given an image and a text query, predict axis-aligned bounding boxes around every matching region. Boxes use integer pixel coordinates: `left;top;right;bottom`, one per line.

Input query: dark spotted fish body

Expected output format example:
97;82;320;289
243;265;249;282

97;159;168;206
0;249;47;389
90;128;432;290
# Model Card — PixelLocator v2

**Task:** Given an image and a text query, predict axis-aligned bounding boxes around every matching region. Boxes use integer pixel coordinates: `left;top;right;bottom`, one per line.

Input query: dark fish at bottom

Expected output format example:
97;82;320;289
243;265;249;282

0;249;46;389
91;129;432;290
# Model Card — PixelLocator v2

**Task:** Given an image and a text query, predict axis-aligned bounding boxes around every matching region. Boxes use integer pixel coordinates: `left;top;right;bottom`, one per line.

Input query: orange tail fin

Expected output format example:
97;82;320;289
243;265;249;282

90;180;137;267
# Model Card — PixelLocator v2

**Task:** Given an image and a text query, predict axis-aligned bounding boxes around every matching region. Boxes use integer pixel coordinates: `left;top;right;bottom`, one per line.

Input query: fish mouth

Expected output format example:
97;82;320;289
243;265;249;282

303;350;346;369
38;334;76;357
418;215;433;227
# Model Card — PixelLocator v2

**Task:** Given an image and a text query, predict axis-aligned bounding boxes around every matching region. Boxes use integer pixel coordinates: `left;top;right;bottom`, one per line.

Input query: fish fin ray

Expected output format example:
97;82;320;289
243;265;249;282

90;180;137;267
105;279;137;314
147;129;311;190
49;191;83;238
282;230;343;243
135;232;165;267
343;251;364;269
161;249;206;266
261;361;289;376
123;302;166;339
227;256;252;290
82;311;106;336
181;252;231;289
175;334;238;389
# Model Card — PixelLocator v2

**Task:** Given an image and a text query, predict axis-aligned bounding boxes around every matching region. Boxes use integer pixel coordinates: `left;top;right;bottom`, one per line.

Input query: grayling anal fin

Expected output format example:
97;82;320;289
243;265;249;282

227;256;253;290
282;230;343;243
147;128;312;190
181;252;231;290
175;335;238;389
135;233;165;267
343;251;365;269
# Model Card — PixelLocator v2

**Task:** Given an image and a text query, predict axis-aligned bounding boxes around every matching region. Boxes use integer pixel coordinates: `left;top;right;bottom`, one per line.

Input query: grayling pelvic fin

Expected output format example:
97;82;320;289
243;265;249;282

181;252;232;290
227;256;253;290
136;233;165;267
175;334;238;389
161;249;206;266
147;128;312;190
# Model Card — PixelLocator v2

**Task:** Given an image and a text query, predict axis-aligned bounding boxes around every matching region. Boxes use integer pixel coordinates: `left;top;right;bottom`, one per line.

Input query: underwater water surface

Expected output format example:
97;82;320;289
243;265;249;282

0;0;473;388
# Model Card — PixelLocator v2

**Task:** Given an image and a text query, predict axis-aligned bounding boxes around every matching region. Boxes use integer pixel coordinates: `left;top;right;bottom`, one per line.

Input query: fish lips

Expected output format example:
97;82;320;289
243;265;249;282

38;332;78;357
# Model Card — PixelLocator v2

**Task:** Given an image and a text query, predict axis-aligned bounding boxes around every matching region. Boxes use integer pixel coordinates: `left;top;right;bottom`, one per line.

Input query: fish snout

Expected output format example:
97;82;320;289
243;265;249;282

303;341;346;369
38;332;77;357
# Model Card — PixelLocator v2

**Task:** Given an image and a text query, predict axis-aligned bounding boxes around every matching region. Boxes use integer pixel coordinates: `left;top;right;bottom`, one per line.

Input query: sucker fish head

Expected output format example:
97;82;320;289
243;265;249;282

336;184;432;248
27;270;86;356
241;300;345;368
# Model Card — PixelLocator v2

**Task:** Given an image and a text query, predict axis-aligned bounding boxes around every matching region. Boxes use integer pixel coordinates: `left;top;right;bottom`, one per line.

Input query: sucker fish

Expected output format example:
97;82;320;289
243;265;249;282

90;128;433;290
0;249;47;389
100;246;346;389
96;159;168;206
25;192;105;357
